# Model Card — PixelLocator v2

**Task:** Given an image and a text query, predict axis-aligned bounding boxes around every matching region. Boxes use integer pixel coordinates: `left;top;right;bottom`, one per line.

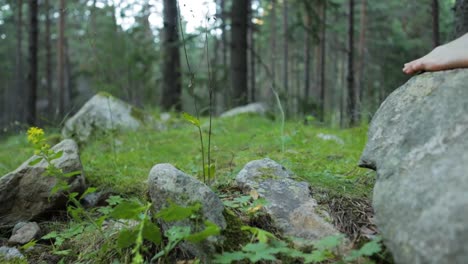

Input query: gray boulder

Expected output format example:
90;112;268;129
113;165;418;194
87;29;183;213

0;139;86;225
62;92;152;142
9;222;40;245
0;246;24;260
359;69;468;264
220;102;268;118
236;158;340;241
148;164;226;259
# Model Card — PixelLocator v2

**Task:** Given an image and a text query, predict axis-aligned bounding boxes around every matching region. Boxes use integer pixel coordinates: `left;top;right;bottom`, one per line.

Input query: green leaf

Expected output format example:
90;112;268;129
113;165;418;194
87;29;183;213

107;195;124;206
304;250;331;263
117;229;138;249
142;218;162;245
28;157;43;166
80;187;97;200
50;150;63;160
313;234;344;251
213;252;247;264
182;112;200;127
242;242;279;262
186;221;220;243
42;231;59;240
111;201;145;220
241;226;276;243
345;237;382;261
156;202;201;222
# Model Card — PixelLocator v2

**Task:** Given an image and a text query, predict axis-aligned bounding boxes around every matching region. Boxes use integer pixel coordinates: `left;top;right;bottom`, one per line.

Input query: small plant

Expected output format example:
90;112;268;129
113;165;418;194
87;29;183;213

182;112;216;183
214;230;383;263
27;127;71;194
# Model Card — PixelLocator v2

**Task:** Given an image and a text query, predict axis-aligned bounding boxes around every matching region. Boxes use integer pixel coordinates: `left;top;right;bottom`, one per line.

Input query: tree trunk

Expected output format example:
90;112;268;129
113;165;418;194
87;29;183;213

248;0;256;102
27;0;38;126
357;0;367;121
58;0;66;117
283;0;289;110
303;2;311;115
161;0;182;111
269;0;277;99
230;0;248;106
15;0;24;122
432;0;440;47
454;0;468;38
347;0;356;126
45;0;53;117
319;1;327;122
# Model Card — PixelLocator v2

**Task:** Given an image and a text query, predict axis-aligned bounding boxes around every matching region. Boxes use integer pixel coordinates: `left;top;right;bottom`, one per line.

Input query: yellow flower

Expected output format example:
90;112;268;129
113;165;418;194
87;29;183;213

27;127;45;145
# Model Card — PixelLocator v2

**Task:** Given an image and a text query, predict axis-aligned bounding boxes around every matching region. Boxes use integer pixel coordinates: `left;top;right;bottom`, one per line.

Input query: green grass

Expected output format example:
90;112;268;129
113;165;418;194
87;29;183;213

0;115;374;199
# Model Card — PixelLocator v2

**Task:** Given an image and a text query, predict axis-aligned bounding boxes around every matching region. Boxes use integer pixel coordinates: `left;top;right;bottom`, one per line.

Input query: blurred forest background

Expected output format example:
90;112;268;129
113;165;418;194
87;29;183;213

0;0;461;133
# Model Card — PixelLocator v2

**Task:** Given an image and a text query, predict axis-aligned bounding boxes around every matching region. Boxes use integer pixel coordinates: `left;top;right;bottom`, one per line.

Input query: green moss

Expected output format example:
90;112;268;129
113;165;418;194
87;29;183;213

219;209;250;252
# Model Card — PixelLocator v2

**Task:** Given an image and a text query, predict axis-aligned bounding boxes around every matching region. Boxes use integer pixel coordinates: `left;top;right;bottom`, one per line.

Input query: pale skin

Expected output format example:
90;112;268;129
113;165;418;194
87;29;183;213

403;33;468;75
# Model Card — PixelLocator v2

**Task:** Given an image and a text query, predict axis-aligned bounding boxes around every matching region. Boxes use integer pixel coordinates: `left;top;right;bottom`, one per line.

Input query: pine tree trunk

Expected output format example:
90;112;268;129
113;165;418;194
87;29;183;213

357;0;367;121
283;0;289;112
319;1;327;122
27;0;38;125
248;0;256;102
347;0;356;126
45;0;53;117
58;0;66;116
432;0;440;47
270;0;277;98
15;0;24;122
161;0;182;111
230;0;248;106
303;3;311;115
454;0;468;37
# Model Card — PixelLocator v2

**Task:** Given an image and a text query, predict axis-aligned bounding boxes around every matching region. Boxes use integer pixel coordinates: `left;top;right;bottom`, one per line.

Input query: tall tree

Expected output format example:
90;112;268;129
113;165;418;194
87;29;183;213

303;1;312;115
230;0;248;106
161;0;182;110
454;0;468;37
27;0;39;125
248;0;256;102
45;0;53;117
347;0;356;126
357;0;367;120
283;0;289;104
432;0;440;47
270;0;277;95
57;0;66;116
319;1;327;122
15;0;24;122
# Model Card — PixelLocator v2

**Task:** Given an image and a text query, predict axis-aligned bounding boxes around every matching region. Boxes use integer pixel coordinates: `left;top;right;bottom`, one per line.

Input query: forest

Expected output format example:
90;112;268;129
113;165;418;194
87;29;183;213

0;0;467;263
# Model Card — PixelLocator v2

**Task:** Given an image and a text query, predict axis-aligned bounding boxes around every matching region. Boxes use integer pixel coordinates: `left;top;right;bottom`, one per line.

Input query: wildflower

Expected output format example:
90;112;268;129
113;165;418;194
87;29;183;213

27;127;45;145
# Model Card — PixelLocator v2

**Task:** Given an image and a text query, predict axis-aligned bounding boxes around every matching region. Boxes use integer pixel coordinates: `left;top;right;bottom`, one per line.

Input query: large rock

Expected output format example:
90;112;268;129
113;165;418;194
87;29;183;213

359;69;468;264
236;158;340;241
148;164;226;259
62;93;152;142
0;139;86;225
220;102;268;118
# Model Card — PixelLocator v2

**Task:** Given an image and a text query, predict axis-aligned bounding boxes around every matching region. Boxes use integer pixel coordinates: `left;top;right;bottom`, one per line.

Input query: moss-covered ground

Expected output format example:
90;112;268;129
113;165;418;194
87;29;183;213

0;114;381;263
0;114;374;199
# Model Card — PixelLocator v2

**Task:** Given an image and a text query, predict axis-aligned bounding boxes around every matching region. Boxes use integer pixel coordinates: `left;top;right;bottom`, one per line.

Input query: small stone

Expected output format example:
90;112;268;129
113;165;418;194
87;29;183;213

0;246;24;260
9;222;40;245
236;158;340;241
220;102;268;118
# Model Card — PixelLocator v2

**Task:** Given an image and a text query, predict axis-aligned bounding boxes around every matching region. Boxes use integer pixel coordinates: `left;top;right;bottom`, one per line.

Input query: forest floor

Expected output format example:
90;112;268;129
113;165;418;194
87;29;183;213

0;114;382;263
